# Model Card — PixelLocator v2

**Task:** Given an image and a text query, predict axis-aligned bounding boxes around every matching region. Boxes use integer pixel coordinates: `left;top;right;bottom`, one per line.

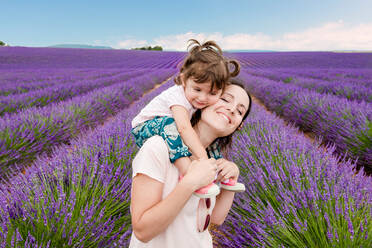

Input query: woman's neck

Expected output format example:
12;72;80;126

193;122;218;149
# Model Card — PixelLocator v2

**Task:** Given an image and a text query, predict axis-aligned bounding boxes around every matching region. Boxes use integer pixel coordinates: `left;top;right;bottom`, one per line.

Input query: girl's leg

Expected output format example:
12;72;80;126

207;141;246;193
158;117;220;198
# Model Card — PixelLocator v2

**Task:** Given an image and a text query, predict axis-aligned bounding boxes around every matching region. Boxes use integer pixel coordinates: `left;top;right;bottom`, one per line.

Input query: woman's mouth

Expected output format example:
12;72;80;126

218;112;231;123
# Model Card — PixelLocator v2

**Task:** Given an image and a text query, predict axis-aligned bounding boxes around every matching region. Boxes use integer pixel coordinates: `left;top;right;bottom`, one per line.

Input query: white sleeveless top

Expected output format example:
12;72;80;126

129;136;215;248
131;85;197;128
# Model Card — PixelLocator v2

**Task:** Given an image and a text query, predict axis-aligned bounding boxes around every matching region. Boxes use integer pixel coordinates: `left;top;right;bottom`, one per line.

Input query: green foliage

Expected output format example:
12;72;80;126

0;41;5;46
132;45;163;51
283;77;293;83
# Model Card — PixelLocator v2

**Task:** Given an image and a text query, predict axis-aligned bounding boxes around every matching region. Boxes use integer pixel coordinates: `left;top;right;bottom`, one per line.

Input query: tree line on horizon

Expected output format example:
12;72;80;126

131;45;163;51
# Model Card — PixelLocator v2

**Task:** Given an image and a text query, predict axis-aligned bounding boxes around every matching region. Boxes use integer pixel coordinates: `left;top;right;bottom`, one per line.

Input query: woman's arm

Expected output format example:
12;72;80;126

210;159;240;225
131;174;195;242
211;189;235;225
131;159;217;243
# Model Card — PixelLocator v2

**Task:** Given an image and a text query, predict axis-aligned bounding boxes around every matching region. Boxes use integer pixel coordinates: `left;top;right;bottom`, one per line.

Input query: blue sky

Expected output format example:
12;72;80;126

1;0;372;51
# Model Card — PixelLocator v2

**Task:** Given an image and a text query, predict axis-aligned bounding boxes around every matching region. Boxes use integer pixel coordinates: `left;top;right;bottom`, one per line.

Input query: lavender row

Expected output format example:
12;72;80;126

274;68;372;85
0;78;172;247
0;69;128;97
212;102;371;247
0;69;149;116
238;71;372;173
0;47;185;69
247;69;372;103
230;52;372;69
0;69;175;175
247;68;372;87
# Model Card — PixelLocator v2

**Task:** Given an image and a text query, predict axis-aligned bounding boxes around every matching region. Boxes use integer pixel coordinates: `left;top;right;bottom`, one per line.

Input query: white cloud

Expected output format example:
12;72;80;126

113;21;372;51
116;39;149;49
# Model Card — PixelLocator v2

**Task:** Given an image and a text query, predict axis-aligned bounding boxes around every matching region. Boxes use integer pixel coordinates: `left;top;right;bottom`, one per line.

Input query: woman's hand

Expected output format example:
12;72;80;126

215;158;240;182
183;158;217;190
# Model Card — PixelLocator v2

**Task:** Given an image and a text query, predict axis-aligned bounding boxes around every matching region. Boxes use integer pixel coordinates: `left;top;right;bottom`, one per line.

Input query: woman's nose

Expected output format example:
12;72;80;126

227;103;237;114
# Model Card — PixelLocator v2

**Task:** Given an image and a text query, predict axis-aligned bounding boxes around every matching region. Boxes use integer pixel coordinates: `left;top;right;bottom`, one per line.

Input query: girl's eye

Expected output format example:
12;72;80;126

221;98;228;102
194;88;201;92
210;92;217;96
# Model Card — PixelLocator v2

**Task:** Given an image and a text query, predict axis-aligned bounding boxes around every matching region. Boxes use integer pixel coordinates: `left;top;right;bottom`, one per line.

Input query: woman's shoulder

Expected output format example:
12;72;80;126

142;135;167;151
132;136;170;181
134;136;169;165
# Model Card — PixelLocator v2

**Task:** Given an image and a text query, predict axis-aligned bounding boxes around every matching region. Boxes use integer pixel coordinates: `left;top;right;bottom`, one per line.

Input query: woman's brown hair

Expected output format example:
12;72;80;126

190;78;252;155
174;39;240;92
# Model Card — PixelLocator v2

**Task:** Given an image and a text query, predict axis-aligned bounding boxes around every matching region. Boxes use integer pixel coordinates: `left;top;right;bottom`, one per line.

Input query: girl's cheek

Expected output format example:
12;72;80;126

209;98;219;105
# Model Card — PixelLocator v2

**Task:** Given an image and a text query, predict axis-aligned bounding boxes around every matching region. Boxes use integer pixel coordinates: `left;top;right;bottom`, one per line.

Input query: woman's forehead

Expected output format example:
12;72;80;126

223;84;250;108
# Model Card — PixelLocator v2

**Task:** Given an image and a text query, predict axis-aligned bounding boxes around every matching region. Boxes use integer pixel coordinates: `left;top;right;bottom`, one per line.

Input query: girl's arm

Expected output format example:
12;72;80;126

171;105;208;159
210;159;239;225
131;159;217;242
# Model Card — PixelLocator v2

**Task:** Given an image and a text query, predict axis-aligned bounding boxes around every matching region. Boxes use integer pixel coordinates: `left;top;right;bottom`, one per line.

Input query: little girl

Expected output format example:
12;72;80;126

131;39;245;198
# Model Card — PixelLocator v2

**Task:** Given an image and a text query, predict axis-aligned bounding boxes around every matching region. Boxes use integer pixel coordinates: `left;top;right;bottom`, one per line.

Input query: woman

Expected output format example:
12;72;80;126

129;81;252;247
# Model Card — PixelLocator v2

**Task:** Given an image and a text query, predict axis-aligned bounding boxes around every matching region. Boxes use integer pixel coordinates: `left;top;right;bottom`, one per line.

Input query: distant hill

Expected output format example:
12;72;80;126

49;44;113;49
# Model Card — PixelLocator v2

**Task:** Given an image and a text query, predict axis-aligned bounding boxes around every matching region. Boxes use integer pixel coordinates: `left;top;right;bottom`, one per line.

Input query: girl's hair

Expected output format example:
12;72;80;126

190;78;252;154
174;39;240;92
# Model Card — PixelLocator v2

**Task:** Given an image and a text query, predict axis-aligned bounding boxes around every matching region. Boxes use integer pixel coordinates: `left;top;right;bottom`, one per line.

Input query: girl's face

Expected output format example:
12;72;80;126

182;77;222;109
201;84;250;137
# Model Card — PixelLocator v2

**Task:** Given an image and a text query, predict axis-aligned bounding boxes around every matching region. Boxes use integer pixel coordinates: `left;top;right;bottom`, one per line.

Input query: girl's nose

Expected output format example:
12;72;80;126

199;93;208;101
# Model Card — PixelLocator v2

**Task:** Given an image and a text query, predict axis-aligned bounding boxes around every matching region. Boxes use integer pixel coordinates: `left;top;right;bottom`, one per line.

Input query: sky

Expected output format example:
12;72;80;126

1;0;372;51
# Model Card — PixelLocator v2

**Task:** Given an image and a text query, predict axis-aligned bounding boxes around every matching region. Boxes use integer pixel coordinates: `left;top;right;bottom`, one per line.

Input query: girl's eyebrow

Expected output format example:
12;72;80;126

224;92;247;111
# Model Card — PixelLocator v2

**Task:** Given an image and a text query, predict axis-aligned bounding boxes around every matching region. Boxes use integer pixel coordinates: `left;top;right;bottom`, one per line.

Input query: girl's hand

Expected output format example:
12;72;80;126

183;158;218;190
215;158;240;182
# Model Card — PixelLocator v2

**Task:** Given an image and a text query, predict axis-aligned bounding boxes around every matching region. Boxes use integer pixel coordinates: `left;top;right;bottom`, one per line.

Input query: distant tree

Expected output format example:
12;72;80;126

132;45;163;51
153;46;163;51
0;41;5;46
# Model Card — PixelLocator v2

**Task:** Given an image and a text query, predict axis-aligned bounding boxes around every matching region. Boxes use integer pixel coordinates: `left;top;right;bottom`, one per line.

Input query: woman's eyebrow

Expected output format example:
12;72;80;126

238;104;247;112
224;93;247;111
223;93;234;98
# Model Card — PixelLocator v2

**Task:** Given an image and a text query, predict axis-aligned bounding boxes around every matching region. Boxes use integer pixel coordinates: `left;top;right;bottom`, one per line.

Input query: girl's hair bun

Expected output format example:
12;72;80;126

227;59;240;77
187;39;223;56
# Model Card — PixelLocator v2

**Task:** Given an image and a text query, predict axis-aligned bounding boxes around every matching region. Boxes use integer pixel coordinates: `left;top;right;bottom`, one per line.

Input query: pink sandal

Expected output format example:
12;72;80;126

220;178;245;192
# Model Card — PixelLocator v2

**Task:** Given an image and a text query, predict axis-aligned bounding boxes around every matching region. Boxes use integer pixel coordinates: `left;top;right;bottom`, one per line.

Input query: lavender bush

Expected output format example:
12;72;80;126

0;69;124;96
212;102;372;247
0;69;149;116
237;71;372;173
246;69;372;103
0;70;175;176
0;79;172;247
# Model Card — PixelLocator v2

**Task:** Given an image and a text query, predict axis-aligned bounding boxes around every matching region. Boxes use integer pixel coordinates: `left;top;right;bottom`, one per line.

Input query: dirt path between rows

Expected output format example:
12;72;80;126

250;94;320;145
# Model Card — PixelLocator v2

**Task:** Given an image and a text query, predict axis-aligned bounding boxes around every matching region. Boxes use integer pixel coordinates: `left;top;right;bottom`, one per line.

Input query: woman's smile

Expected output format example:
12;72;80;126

200;84;250;137
217;111;231;124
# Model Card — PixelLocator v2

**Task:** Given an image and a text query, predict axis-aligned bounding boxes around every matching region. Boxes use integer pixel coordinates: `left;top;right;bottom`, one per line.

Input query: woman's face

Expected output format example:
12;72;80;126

201;84;250;137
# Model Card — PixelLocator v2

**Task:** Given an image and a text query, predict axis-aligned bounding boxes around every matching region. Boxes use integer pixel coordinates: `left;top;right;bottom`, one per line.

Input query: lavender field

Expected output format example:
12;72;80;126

0;47;371;247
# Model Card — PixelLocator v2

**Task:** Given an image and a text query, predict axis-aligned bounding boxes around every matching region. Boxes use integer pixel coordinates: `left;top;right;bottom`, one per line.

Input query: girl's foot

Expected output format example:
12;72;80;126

193;183;220;198
220;178;245;192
